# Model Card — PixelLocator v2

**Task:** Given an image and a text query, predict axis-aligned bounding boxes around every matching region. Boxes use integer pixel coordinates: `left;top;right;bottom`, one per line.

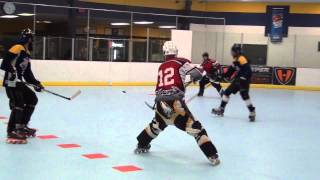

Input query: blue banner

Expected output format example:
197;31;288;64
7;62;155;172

265;6;289;42
270;8;284;42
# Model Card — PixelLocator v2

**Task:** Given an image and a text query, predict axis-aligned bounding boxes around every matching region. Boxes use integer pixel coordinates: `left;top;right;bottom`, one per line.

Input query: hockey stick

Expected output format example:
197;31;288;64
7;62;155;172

0;74;81;101
185;83;211;103
45;88;81;100
24;82;82;101
145;101;155;110
185;74;223;103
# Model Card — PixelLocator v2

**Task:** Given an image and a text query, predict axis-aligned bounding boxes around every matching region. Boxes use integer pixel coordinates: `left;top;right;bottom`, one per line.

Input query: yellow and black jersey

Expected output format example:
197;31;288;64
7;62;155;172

233;55;252;80
236;56;248;66
224;55;252;80
0;43;39;87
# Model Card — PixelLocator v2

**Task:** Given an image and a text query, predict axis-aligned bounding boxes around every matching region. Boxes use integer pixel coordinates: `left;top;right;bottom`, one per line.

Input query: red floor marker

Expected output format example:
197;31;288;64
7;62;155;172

0;116;7;120
112;165;143;173
37;135;58;140
82;153;108;159
58;144;81;149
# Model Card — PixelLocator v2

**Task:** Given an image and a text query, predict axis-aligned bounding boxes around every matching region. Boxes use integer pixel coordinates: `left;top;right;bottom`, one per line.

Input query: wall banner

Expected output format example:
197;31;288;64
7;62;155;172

265;6;289;42
273;67;297;85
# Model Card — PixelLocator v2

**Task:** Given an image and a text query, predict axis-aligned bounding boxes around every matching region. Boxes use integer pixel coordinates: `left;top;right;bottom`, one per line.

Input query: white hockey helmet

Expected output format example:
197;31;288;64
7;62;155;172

163;41;178;56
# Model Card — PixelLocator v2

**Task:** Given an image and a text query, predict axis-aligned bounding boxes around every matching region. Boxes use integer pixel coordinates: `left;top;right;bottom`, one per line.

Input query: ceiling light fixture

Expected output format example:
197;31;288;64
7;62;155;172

111;22;130;26
17;13;35;16
0;15;18;18
158;25;176;29
134;21;154;25
36;20;53;24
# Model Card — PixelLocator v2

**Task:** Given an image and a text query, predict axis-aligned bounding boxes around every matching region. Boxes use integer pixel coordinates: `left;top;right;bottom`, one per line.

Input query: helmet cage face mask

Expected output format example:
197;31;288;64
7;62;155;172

21;28;33;43
231;44;242;57
163;41;178;56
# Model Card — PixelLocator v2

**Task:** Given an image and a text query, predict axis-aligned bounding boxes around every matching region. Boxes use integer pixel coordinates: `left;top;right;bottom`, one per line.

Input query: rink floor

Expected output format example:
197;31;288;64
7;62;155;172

0;86;320;180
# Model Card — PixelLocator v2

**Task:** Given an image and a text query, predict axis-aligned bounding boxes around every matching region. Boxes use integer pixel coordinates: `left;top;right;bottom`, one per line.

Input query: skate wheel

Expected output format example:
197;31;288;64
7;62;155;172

27;134;36;138
134;149;149;154
6;139;27;144
249;116;255;122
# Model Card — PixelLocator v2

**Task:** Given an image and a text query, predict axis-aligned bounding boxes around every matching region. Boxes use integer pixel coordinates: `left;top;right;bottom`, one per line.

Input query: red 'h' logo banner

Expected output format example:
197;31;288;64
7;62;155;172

274;67;295;85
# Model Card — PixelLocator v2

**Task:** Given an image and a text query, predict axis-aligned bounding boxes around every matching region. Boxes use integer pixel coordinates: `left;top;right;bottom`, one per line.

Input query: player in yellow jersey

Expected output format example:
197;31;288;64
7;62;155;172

212;44;256;122
1;28;44;144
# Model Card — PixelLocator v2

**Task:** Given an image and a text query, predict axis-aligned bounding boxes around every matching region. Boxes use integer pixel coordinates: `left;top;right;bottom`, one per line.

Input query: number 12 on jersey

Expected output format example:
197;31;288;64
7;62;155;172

158;67;175;87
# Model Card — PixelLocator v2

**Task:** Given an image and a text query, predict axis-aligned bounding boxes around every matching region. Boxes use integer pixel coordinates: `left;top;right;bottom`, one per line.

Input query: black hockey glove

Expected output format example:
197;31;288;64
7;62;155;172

7;71;19;87
34;83;44;92
8;71;17;81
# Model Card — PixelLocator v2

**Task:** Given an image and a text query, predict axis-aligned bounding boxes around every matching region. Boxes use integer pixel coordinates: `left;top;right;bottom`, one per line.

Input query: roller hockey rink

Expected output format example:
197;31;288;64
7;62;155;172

0;86;319;180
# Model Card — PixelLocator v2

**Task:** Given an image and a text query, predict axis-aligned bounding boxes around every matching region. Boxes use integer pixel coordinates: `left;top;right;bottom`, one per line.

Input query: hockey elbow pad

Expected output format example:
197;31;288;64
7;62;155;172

189;68;203;82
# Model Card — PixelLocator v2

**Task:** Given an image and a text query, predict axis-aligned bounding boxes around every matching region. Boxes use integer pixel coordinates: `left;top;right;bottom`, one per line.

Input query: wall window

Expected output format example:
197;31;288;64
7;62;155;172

90;10;131;61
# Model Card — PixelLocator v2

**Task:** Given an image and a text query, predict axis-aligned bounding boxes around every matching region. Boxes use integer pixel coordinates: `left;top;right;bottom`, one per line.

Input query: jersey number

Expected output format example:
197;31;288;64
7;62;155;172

158;68;175;87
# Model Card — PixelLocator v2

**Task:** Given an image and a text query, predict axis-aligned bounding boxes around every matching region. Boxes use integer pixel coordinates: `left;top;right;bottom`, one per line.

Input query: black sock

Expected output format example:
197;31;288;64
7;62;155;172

248;105;255;112
200;142;218;158
220;94;230;110
7;110;16;134
23;105;35;126
220;101;227;109
7;108;24;133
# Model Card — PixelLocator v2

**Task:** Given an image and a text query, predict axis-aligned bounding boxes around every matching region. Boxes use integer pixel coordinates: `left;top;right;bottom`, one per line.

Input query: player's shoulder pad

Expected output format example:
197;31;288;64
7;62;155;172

9;44;25;55
209;58;216;62
175;57;191;64
238;56;248;65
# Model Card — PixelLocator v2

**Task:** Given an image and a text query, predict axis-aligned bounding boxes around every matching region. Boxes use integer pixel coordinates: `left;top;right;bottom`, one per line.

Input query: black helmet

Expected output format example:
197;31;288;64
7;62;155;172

202;52;209;58
231;44;242;55
19;28;33;44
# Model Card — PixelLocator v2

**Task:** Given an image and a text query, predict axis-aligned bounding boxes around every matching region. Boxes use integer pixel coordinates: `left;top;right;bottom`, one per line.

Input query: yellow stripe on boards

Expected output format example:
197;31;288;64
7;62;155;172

42;81;157;86
221;83;320;91
1;81;319;91
42;82;111;86
110;82;156;86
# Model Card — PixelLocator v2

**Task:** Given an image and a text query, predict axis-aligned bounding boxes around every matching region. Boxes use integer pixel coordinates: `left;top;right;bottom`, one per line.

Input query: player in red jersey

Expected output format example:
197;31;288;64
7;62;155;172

197;52;224;97
134;41;220;166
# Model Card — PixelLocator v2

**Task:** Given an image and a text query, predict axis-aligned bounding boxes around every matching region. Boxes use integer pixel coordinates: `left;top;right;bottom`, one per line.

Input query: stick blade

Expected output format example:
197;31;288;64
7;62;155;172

70;90;82;100
145;101;155;110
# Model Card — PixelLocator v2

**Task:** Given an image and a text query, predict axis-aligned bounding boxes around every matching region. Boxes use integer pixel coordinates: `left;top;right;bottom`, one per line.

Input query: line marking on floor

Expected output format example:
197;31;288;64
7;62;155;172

112;165;143;173
57;144;81;149
82;153;109;159
0;116;7;120
37;135;59;140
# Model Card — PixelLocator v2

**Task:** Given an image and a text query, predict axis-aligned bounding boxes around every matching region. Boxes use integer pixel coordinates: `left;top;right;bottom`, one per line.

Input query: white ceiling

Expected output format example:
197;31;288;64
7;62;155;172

201;0;320;2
